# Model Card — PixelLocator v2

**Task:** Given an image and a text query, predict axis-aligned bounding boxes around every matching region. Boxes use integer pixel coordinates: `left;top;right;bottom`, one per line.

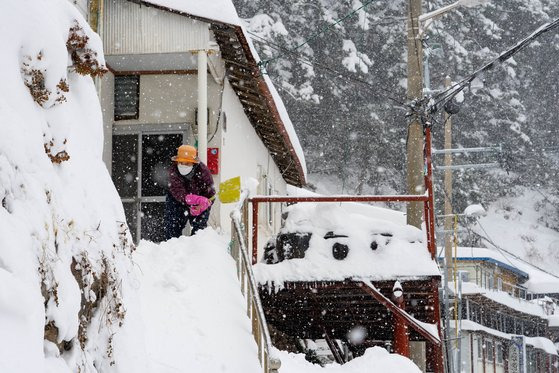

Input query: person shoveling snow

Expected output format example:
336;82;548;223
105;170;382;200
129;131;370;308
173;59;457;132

165;145;216;239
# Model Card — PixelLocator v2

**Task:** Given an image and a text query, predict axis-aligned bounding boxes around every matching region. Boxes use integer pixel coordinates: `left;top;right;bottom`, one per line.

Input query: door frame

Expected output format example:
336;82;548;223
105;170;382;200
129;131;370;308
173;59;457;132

112;122;192;241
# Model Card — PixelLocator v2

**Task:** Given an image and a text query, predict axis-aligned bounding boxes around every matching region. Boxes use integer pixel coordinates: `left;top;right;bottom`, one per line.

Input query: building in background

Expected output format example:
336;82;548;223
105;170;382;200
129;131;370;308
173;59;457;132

79;0;306;242
442;247;559;373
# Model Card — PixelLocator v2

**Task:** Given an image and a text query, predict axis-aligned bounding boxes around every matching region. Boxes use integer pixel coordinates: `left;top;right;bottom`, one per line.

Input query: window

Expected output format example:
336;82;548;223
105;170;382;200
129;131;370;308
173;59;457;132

497;277;503;291
496;343;504;364
267;182;273;227
114;75;140;120
486;340;494;362
488;274;494;290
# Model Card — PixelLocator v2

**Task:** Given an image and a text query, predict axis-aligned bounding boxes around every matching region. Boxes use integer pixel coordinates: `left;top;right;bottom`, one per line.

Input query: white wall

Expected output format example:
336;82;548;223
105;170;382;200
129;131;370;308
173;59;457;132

218;80;287;249
99;72;115;167
115;74;221;128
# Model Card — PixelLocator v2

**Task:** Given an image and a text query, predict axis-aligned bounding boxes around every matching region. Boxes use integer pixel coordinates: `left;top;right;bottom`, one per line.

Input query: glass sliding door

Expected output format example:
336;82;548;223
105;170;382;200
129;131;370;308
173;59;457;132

112;124;189;242
140;133;183;242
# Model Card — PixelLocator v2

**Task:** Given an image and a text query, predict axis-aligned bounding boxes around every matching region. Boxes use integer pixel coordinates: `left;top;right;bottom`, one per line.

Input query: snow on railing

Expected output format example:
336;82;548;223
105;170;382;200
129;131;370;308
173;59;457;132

230;190;280;373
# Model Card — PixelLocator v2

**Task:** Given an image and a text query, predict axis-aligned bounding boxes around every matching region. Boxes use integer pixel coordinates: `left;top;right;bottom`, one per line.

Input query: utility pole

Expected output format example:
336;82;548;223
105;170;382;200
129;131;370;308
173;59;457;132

406;0;425;229
443;75;453;286
442;76;454;373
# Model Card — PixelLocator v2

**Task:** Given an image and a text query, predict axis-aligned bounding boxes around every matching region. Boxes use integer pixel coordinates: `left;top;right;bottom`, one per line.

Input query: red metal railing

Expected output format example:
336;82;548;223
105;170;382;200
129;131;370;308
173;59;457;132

250;126;438;264
250;191;437;264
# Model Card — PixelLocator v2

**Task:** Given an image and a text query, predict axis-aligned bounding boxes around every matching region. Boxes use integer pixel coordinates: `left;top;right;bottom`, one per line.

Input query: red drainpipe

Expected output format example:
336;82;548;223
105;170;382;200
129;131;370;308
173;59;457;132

392;281;410;357
252;201;259;264
423;127;437;259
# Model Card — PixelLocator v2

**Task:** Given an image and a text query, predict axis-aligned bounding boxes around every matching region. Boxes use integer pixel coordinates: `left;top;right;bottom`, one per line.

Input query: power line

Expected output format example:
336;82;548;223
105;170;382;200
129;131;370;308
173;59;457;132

259;0;376;68
247;31;406;106
433;161;559;282
474;220;559;282
426;17;559;117
435;182;559;283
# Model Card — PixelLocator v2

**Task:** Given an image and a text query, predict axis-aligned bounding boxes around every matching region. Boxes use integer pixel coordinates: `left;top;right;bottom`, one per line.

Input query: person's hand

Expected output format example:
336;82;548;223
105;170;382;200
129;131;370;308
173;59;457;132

185;194;212;216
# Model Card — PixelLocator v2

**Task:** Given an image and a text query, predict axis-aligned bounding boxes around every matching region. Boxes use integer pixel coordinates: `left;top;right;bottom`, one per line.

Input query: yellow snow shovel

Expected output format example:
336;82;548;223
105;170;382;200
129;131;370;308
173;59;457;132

217;176;241;204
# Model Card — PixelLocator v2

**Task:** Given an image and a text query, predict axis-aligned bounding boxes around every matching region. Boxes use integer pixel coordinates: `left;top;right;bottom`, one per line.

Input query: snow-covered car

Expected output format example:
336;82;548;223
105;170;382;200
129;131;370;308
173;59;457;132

256;201;439;284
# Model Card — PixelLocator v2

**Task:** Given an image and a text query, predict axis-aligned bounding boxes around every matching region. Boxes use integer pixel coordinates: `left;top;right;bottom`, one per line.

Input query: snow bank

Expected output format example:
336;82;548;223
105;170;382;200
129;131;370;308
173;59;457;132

275;346;422;373
0;1;144;371
254;202;439;287
475;190;559;293
134;231;262;373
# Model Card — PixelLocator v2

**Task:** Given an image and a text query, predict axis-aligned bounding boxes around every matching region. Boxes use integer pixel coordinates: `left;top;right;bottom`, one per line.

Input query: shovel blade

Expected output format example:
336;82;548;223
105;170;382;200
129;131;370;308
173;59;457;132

218;176;241;203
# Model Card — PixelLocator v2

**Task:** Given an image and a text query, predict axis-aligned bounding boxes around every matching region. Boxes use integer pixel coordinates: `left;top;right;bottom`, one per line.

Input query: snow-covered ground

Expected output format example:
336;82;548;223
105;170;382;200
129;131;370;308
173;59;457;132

474;189;559;279
275;346;422;373
134;231;262;373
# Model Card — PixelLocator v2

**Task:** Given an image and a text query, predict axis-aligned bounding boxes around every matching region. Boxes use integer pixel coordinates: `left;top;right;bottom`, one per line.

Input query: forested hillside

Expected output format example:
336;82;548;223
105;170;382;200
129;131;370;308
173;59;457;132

234;0;559;232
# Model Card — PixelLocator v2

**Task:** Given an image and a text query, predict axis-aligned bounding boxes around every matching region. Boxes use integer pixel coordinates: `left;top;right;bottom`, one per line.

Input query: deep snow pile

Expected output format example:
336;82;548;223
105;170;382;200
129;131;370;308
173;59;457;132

0;1;144;372
472;189;559;293
134;232;262;373
275;347;422;373
134;230;424;373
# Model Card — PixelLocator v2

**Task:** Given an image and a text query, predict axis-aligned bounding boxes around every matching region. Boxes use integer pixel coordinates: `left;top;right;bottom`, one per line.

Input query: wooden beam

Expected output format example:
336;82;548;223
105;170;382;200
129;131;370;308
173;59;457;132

112;69;198;76
236;89;266;103
239;98;267;110
229;81;262;96
359;282;441;346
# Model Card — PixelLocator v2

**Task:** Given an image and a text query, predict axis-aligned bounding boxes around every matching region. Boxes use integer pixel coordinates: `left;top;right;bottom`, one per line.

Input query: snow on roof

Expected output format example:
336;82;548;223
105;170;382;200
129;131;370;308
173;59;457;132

286;185;405;224
460;320;557;356
457;282;549;318
254;201;440;287
139;0;241;26
444;247;559;294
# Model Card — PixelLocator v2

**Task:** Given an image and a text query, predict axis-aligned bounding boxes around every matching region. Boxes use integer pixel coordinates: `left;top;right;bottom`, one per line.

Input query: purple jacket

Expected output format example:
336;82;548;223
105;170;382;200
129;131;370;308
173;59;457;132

168;162;215;205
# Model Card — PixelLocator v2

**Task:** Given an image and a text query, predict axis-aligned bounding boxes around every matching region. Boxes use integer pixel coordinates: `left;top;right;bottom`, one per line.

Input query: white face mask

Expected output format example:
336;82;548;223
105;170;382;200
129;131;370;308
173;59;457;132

178;164;193;175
